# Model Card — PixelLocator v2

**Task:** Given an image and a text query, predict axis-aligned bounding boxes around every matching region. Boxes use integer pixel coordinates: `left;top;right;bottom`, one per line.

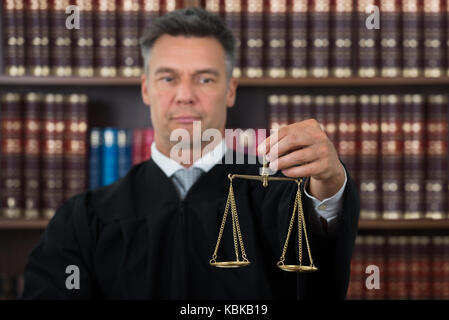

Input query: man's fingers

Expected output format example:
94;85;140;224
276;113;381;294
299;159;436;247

269;146;319;171
281;159;326;178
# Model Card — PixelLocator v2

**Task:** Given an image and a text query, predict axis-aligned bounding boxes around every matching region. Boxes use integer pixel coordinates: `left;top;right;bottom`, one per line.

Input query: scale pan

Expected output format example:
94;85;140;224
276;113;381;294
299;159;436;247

277;265;318;272
210;261;250;268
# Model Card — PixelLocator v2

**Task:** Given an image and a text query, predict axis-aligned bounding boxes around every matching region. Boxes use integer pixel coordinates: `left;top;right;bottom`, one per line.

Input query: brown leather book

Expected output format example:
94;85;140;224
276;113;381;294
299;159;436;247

423;0;444;78
73;0;95;77
289;95;312;123
242;0;264;78
118;0;142;77
0;93;23;219
265;0;287;78
95;0;117;77
309;0;330;78
330;0;353;78
50;0;72;76
380;0;401;77
287;0;308;78
346;235;365;300
2;0;26;76
402;0;422;77
337;95;357;182
224;0;243;78
357;0;379;77
23;93;43;219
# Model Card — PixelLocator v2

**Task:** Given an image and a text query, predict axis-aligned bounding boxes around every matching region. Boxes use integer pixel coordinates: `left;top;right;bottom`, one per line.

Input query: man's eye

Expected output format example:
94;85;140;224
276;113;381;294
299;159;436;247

199;78;214;84
159;77;173;82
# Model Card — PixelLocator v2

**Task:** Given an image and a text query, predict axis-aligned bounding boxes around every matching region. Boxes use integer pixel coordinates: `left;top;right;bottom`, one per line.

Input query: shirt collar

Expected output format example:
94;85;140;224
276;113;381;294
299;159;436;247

150;139;227;178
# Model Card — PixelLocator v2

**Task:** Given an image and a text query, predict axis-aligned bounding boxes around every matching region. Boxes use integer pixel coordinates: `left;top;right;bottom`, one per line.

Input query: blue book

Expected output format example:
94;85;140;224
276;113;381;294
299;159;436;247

118;129;132;178
101;128;119;186
89;128;102;189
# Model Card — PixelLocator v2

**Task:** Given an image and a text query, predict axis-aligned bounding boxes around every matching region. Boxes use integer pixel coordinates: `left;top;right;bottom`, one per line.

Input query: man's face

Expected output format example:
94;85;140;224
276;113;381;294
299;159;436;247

141;35;237;152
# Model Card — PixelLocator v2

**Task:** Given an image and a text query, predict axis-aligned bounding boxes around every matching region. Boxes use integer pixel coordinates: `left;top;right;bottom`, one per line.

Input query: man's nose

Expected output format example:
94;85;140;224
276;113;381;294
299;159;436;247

175;79;195;105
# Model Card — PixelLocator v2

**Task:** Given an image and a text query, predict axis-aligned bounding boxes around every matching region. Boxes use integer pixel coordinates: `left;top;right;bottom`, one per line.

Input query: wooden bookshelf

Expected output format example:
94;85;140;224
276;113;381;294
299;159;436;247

2;218;449;231
2;75;449;87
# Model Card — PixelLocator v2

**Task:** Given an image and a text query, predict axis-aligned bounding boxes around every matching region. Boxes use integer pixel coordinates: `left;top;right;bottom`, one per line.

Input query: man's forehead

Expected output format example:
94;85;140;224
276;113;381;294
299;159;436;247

151;35;225;56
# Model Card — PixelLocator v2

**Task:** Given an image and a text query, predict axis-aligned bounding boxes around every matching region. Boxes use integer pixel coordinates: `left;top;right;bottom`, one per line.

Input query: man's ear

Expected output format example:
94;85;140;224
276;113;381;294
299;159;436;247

141;74;151;106
226;77;238;109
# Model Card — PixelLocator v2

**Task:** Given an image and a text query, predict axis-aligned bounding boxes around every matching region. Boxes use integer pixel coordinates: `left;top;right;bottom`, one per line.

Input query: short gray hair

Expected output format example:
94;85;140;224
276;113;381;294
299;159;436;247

140;7;236;81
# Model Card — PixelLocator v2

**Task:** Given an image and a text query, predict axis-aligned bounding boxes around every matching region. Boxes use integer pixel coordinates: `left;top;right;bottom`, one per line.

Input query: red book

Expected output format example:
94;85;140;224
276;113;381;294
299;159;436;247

330;0;353;78
358;95;380;220
161;0;185;14
23;93;43;219
25;0;49;76
73;0;95;77
41;94;65;219
50;0;73;76
142;128;155;160
289;95;312;123
287;0;308;78
0;93;23;219
64;94;89;200
432;236;449;299
309;0;330;77
141;0;161;31
133;128;144;165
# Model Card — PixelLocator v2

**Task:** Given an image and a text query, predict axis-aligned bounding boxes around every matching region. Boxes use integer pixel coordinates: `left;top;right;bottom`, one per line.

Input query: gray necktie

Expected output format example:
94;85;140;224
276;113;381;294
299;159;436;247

172;167;204;200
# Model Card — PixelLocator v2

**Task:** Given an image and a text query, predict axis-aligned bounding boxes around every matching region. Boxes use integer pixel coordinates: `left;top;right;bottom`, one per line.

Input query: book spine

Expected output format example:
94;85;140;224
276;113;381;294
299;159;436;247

402;0;422;77
346;235;365;300
312;95;326;130
357;0;379;77
265;0;287;78
425;94;448;219
95;0;117;77
287;0;308;78
142;128;155;160
50;0;73;76
141;0;161;31
64;94;88;200
224;0;243;78
41;94;65;219
3;0;26;76
358;94;381;220
118;129;132;178
432;236;449;299
204;0;225;17
118;0;142;77
267;95;288;130
337;95;358;182
409;236;432;299
289;95;312;123
132;128;144;165
403;94;425;220
387;236;409;299
330;0;352;78
23;93;43;219
89;128;102;189
162;0;185;14
73;0;95;77
380;94;403;220
24;0;41;76
323;95;338;145
242;0;264;78
423;0;444;78
380;0;401;77
0;93;23;219
309;0;330;77
364;236;386;299
101;128;119;186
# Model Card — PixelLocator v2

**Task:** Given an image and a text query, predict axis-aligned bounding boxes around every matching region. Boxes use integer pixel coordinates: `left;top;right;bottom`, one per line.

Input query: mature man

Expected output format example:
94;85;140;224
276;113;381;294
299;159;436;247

22;7;359;299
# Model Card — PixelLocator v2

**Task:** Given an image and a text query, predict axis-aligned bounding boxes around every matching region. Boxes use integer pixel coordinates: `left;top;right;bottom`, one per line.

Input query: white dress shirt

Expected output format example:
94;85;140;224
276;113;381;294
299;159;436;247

150;140;347;230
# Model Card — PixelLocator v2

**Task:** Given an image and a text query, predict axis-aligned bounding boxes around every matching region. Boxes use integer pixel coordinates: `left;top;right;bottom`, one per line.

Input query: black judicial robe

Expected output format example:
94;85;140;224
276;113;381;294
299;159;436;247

22;152;360;299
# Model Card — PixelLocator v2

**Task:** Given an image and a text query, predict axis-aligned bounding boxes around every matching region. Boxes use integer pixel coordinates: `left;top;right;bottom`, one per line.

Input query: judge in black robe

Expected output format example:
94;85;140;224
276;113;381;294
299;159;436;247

21;150;359;299
21;7;360;300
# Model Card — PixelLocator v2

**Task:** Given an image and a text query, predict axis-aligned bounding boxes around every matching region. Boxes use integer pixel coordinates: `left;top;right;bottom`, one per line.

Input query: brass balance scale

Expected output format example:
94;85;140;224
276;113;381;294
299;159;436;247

209;157;318;273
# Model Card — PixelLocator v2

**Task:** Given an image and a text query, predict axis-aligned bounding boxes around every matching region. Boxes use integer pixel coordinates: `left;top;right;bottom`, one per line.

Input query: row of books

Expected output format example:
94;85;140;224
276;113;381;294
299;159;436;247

268;93;449;220
0;274;23;300
4;0;449;78
347;235;449;300
89;127;154;189
0;92;88;220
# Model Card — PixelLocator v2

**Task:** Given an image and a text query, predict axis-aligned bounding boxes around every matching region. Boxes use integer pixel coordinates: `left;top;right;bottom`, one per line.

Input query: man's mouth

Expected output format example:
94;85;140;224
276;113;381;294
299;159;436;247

172;116;202;124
